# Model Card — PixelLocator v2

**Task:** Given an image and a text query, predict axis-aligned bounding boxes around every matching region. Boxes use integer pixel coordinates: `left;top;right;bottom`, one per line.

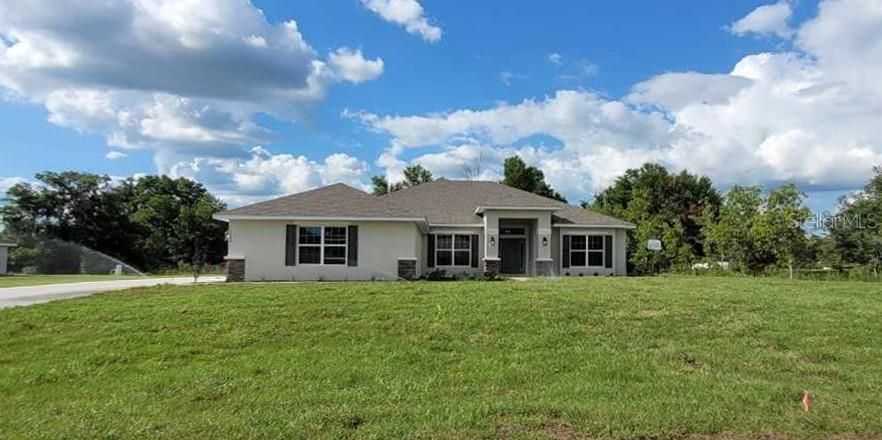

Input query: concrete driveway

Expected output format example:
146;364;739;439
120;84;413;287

0;276;225;309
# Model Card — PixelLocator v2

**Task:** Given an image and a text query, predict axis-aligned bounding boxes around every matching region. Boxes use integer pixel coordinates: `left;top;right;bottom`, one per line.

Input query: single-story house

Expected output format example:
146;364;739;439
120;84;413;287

214;180;635;281
0;242;15;275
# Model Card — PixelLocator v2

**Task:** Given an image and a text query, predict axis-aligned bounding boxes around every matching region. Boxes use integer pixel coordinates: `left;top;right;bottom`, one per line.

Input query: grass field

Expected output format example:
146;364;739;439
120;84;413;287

1;277;881;439
0;274;137;288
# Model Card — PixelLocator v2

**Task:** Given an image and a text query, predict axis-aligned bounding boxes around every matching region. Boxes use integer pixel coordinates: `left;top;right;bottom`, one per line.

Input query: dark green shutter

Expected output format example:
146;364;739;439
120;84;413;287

604;235;613;269
470;234;479;268
562;235;571;268
347;225;358;267
427;235;435;268
285;225;297;266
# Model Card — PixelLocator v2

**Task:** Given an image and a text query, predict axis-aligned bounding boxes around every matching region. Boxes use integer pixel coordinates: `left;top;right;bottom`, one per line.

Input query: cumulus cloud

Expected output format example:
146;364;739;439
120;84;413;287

548;53;563;65
361;0;442;42
413;143;506;182
355;0;882;201
105;151;128;160
328;47;385;84
351;90;673;195
729;1;794;38
628;72;753;111
0;0;383;193
168;146;370;206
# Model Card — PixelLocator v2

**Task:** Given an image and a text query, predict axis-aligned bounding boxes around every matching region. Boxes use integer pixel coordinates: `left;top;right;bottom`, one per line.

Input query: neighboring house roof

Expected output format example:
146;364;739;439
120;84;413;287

215;180;634;228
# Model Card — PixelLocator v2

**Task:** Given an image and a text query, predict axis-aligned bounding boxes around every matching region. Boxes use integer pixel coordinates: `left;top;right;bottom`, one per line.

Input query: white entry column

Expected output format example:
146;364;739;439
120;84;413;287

482;211;500;275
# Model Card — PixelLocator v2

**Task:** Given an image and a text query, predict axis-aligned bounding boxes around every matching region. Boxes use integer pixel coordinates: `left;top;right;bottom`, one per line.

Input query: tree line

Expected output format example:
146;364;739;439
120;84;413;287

589;163;882;277
0;172;226;274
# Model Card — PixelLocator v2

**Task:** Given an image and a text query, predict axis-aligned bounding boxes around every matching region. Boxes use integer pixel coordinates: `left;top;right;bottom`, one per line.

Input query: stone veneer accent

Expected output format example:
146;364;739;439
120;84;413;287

483;259;500;277
535;260;553;277
397;258;417;280
226;258;245;282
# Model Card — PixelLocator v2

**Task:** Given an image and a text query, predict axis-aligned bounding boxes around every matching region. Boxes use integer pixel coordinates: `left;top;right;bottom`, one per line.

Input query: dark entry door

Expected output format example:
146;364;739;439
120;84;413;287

500;238;526;274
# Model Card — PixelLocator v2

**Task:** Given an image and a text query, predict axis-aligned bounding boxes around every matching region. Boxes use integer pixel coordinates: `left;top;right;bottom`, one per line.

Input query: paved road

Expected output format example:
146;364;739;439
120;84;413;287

0;276;225;309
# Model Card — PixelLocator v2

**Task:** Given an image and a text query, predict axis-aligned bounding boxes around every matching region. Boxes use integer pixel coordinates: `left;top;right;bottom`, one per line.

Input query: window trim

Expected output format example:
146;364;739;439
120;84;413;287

297;225;348;266
433;233;472;268
564;233;611;269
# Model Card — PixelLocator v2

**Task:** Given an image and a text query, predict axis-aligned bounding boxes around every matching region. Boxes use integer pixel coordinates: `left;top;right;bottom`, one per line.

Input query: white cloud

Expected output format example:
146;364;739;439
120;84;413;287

729;1;794;38
352;90;673;196
105;151;128;160
356;0;882;201
168;146;370;206
361;0;442;42
353;89;671;153
413;143;506;181
548;53;563;65
328;47;385;84
0;0;382;165
0;176;27;195
629;72;753;111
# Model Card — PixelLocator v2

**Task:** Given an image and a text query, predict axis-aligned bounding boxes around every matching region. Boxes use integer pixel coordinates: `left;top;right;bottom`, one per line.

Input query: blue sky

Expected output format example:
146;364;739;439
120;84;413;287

1;0;879;213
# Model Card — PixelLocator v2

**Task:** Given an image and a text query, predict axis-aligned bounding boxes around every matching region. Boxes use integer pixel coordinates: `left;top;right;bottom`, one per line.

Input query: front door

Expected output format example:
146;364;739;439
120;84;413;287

500;238;526;274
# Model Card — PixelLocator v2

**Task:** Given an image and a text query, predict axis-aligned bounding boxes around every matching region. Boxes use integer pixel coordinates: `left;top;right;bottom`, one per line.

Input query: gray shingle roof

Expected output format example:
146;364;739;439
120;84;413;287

553;207;635;228
383;179;566;224
217;183;413;218
217;180;634;227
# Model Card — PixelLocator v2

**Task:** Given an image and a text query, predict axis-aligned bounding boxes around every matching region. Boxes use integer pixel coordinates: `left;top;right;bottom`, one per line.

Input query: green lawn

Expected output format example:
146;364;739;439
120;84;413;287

0;274;137;288
1;277;881;439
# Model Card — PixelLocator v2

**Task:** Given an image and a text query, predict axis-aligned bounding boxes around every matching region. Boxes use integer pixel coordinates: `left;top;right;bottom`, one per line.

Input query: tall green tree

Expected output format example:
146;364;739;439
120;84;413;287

501;156;566;202
829;167;882;275
128;175;227;271
704;184;810;275
589;163;721;273
371;175;391;196
371;164;435;195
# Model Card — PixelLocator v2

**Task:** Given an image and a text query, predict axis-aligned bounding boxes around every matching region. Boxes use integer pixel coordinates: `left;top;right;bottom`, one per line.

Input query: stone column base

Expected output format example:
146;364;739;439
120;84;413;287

397;258;417;280
226;258;245;282
483;259;500;277
535;260;553;277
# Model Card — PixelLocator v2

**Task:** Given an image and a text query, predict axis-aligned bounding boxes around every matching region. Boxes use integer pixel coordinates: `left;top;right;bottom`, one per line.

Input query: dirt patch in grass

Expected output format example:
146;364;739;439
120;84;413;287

541;419;581;440
492;417;581;440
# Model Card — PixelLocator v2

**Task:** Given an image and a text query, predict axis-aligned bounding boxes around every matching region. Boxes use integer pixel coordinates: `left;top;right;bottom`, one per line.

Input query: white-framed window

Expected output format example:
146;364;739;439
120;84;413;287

568;234;607;268
298;226;347;265
435;234;471;267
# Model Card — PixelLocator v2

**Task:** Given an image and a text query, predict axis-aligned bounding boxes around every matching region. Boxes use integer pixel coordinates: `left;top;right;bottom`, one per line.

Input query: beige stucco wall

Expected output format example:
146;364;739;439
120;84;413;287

228;220;422;281
0;246;8;274
552;227;628;277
